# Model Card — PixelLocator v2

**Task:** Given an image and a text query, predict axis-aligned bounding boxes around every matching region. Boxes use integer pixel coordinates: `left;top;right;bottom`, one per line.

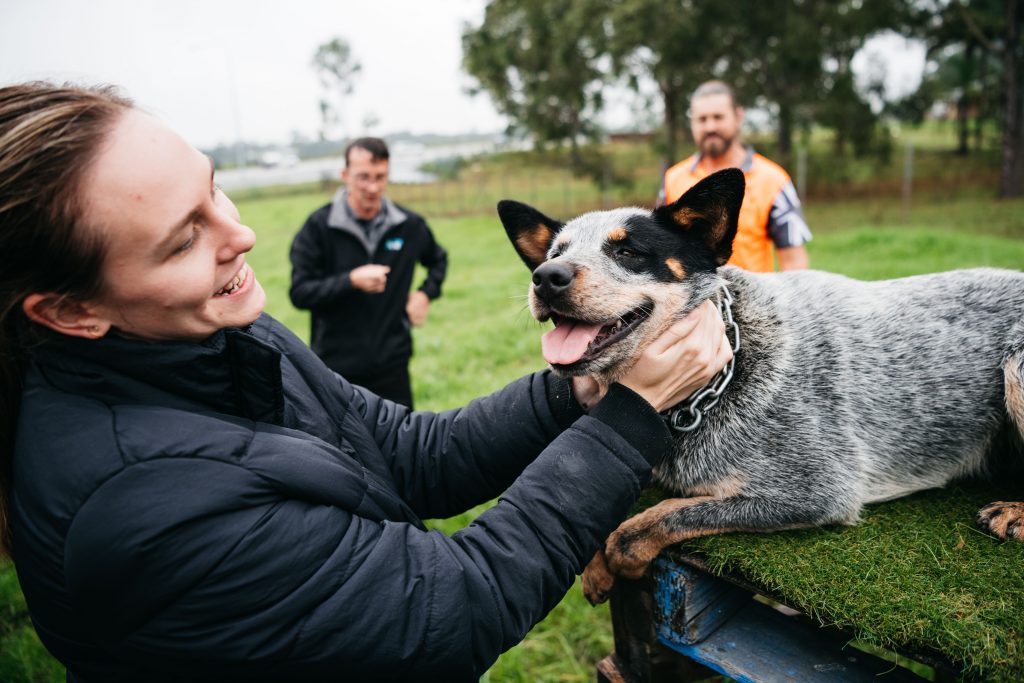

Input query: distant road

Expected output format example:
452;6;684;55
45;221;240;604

216;139;504;191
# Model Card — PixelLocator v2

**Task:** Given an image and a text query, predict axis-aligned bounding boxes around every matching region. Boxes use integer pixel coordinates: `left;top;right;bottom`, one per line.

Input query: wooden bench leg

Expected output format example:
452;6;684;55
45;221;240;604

598;575;719;683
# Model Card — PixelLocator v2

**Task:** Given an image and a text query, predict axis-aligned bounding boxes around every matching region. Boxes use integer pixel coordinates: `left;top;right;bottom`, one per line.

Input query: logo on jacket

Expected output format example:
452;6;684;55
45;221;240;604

385;238;404;251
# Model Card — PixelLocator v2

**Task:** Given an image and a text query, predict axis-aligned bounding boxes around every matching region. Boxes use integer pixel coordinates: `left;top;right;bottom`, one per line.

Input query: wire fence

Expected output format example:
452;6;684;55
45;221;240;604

234;140;1003;222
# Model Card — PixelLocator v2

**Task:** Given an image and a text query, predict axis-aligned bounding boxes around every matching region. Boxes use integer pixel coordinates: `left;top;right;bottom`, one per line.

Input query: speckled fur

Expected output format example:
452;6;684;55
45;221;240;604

498;169;1024;595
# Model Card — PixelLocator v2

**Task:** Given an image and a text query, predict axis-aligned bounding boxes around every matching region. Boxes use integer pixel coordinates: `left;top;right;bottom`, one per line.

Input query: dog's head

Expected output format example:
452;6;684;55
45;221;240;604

498;168;744;383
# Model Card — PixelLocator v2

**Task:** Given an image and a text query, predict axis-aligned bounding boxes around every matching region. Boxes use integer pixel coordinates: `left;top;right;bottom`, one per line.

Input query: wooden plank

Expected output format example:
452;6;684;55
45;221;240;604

652;557;752;646
657;597;927;683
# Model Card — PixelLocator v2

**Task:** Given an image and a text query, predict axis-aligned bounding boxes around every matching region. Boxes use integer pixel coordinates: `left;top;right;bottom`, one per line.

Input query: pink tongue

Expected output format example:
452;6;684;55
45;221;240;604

541;319;604;365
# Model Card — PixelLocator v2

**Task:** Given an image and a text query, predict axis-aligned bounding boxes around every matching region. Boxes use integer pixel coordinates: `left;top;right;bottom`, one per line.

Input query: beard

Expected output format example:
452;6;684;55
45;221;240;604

699;133;735;158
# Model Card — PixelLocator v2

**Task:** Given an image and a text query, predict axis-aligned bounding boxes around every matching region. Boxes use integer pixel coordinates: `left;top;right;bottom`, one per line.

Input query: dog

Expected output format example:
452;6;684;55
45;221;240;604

496;168;1024;605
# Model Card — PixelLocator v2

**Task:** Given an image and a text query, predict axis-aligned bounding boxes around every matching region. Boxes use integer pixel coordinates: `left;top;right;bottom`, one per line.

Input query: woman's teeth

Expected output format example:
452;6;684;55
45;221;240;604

216;264;248;296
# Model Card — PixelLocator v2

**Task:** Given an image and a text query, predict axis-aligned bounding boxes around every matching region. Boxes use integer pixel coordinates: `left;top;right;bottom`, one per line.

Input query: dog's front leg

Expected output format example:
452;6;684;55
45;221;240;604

601;497;716;586
581;548;616;605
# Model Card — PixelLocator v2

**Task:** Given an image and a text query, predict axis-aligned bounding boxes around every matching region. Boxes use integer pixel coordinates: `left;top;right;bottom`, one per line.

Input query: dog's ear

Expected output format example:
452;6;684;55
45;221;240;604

497;199;564;271
653;168;745;266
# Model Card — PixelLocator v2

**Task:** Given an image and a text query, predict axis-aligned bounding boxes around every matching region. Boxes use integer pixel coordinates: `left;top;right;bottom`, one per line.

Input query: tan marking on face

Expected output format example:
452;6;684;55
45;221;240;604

607;227;628;242
516;224;554;265
665;258;686;280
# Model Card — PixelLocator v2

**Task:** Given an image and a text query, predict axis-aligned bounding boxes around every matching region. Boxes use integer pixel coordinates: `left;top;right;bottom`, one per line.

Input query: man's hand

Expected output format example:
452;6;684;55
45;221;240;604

406;290;430;326
617;300;733;413
350;264;390;293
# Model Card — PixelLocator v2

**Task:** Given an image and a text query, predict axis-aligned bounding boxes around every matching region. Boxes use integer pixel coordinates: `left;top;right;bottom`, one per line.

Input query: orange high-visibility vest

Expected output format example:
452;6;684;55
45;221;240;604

663;151;792;272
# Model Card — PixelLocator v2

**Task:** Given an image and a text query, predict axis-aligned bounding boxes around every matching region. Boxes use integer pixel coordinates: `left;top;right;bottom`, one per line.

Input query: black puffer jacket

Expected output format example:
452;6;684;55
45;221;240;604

11;314;672;682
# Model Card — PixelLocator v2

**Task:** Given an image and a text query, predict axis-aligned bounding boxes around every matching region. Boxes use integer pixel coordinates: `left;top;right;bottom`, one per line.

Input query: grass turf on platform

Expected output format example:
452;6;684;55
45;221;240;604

655;481;1024;681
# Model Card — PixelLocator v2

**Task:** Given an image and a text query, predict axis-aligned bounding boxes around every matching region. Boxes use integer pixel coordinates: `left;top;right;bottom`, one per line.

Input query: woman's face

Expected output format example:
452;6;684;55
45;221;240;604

82;109;266;341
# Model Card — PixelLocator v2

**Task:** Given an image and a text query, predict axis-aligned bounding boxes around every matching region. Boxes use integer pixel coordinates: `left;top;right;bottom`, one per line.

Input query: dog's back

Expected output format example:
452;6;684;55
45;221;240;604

666;267;1024;517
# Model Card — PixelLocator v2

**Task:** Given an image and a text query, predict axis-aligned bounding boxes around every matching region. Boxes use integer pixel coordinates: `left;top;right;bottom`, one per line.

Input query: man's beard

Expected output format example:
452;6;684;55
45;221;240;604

699;133;734;158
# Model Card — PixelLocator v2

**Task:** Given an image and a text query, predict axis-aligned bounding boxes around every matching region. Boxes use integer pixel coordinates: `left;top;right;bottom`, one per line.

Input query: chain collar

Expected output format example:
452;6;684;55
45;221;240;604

662;284;741;433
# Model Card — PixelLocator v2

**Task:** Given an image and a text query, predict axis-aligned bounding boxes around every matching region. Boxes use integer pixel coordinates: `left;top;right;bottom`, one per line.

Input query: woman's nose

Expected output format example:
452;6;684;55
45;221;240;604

217;221;256;261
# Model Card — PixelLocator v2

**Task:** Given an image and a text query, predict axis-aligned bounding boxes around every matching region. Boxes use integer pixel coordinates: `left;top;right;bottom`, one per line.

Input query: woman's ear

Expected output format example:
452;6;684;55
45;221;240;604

21;294;111;339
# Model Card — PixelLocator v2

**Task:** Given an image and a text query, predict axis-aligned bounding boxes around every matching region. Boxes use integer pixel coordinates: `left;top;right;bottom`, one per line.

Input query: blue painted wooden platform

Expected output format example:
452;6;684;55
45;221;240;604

596;554;952;683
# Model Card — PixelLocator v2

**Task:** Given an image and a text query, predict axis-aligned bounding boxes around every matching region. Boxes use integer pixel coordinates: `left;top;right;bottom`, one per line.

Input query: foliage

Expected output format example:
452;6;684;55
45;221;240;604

602;0;738;163
465;0;913;172
462;0;610;165
905;0;1024;196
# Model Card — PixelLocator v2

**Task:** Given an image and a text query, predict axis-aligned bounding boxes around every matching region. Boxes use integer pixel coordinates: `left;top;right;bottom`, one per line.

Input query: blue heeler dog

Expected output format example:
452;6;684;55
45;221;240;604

497;169;1024;604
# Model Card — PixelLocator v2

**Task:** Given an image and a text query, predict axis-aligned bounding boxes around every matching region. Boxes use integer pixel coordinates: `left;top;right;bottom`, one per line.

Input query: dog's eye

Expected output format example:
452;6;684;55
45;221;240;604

616;248;638;258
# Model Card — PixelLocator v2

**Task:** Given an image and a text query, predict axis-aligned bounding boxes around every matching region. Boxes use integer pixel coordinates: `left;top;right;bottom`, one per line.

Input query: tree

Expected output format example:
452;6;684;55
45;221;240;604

462;0;611;167
909;0;1023;196
603;0;739;165
312;37;362;141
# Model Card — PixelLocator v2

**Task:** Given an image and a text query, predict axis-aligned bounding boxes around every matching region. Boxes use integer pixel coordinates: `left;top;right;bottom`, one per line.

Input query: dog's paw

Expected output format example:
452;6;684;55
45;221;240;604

977;501;1024;540
604;524;660;580
581;551;615;605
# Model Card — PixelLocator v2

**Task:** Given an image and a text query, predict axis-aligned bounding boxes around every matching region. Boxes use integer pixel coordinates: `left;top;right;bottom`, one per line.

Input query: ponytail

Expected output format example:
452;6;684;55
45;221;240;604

0;82;131;556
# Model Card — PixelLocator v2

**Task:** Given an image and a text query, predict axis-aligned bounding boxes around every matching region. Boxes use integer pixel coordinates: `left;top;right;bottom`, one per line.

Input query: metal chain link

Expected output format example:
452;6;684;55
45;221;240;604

662;285;741;433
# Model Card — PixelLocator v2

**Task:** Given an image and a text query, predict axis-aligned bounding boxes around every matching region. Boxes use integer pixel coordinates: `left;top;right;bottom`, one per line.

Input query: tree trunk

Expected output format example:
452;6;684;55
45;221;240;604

975;48;989;153
662;82;680;166
999;0;1022;198
957;94;970;155
777;102;793;166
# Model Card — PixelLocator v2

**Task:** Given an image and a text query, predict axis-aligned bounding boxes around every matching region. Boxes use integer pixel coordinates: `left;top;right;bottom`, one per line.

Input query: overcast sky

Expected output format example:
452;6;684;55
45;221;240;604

2;1;926;150
1;0;506;149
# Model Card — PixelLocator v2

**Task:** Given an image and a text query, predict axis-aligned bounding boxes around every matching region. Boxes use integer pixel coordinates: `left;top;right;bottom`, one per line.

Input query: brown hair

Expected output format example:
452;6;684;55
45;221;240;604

344;136;389;166
690;80;740;110
0;82;132;556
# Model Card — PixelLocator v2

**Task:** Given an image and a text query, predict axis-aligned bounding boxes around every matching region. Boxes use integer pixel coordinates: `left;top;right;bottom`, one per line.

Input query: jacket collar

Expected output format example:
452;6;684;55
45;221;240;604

326;188;407;255
28;314;285;423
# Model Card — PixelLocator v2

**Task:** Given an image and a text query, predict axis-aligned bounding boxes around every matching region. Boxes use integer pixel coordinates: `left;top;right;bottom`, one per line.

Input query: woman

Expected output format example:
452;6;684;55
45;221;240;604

0;83;732;682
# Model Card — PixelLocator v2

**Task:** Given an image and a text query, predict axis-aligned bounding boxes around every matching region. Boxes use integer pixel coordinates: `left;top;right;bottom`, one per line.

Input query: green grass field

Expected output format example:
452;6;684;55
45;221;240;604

2;144;1024;681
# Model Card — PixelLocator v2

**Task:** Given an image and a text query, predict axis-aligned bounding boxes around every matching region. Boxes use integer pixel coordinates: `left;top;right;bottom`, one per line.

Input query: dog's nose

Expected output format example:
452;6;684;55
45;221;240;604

532;261;575;300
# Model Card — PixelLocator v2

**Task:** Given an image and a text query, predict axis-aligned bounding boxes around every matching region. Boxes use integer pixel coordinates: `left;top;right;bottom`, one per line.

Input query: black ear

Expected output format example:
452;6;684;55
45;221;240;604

653;168;745;266
496;199;564;271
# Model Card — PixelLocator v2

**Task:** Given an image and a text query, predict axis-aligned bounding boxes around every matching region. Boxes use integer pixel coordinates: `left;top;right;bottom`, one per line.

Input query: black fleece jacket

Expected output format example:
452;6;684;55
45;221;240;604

289;193;447;376
11;314;673;682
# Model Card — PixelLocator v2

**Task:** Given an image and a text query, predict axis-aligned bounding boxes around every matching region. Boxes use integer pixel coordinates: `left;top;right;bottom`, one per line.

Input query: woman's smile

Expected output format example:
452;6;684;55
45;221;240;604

215;262;252;298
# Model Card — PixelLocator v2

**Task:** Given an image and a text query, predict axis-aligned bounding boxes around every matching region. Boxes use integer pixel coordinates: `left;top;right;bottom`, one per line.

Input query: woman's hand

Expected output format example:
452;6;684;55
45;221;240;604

616;300;732;413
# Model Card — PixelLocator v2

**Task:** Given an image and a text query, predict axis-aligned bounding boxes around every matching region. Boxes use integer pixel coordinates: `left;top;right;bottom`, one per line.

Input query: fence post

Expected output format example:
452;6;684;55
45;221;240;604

902;140;914;224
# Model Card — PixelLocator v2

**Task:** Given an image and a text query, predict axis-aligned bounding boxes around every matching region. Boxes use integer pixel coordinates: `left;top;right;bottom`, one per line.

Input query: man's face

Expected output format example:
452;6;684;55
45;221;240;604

690;93;743;159
342;146;389;219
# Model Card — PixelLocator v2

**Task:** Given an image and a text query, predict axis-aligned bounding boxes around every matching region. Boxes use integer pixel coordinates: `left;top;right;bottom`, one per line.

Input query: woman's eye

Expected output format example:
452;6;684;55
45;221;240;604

176;226;200;254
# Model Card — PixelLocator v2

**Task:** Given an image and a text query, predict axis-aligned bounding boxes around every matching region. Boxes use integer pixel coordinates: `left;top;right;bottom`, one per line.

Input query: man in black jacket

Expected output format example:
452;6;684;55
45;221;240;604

289;137;447;407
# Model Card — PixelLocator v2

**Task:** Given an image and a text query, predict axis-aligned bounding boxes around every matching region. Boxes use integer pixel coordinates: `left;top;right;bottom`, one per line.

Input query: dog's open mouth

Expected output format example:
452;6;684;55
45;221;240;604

542;305;651;367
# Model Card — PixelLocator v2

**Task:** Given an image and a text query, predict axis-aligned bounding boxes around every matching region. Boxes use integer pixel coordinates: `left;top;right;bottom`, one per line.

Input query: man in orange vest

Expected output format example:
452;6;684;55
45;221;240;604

659;80;811;272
